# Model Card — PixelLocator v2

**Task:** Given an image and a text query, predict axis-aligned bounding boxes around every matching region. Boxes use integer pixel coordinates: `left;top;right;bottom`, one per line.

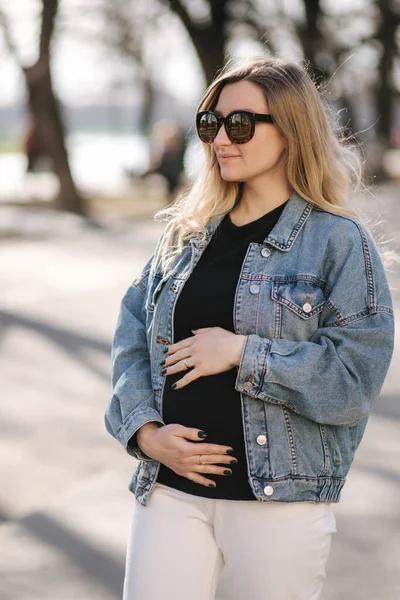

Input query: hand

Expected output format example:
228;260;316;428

136;423;238;488
161;327;247;390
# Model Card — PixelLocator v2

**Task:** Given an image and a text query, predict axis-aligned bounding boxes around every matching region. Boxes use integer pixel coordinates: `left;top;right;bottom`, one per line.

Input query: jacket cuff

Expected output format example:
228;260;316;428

235;334;272;395
119;408;164;461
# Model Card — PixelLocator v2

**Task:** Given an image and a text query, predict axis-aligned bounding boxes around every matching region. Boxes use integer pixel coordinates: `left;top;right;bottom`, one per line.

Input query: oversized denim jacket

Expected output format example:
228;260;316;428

105;191;395;506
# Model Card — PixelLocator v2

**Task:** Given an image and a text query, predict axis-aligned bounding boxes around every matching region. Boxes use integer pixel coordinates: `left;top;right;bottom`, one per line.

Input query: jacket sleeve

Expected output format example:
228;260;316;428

235;221;395;426
104;249;164;461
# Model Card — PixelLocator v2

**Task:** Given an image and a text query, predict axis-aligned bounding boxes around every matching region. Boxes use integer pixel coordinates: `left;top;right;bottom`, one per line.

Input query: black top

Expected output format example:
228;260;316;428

156;199;288;499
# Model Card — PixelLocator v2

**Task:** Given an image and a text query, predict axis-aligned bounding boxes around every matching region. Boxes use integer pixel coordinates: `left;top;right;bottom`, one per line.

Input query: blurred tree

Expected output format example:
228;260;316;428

375;0;400;155
162;0;275;84
92;0;160;132
161;0;399;177
0;0;85;214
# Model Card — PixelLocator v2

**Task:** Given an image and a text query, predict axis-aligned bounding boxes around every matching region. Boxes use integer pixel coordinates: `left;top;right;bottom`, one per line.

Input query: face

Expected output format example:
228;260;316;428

212;80;287;183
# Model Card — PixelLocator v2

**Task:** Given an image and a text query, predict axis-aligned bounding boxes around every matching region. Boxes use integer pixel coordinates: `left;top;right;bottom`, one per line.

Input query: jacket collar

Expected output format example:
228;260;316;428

201;190;314;252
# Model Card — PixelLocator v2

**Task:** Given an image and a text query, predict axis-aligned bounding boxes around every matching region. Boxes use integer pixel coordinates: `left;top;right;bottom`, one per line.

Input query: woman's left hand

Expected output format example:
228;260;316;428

161;327;247;390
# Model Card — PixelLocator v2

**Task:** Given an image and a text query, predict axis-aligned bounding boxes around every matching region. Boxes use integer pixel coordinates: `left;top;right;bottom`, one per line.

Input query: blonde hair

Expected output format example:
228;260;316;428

153;56;397;277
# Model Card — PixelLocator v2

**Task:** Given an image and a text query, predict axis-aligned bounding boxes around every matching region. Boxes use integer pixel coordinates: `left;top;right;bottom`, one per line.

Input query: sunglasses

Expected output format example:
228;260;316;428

196;110;273;144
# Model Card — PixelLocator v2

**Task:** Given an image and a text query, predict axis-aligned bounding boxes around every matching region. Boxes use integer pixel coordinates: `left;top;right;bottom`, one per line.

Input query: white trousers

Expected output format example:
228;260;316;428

123;482;337;600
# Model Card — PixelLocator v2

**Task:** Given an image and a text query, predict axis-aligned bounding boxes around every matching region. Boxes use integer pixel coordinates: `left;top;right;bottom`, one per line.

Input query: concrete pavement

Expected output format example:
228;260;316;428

0;185;399;599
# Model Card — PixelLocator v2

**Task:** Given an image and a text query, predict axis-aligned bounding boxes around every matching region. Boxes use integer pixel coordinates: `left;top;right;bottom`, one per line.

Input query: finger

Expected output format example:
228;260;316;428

186;441;235;455
163;347;193;367
191;328;212;333
173;427;235;455
163;357;194;375
185;472;217;488
192;453;238;466
171;368;201;389
196;465;233;477
165;338;192;356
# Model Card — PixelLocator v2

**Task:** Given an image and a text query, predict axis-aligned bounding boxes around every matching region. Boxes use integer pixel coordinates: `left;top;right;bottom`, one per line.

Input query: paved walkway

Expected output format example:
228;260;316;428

0;185;399;599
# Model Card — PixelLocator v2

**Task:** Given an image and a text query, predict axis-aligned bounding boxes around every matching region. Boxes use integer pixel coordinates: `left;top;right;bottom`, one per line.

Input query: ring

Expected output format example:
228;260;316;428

184;358;190;369
198;454;204;465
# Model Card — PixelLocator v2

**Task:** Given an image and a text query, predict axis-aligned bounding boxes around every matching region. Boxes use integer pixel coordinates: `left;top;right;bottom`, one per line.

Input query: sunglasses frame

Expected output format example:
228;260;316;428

196;109;273;144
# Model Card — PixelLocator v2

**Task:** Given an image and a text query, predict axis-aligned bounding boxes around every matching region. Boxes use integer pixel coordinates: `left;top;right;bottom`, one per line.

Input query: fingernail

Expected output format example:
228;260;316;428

171;382;177;389
230;459;238;465
208;483;216;488
161;367;167;375
223;470;232;476
226;448;235;455
163;348;169;354
198;431;207;439
160;359;166;366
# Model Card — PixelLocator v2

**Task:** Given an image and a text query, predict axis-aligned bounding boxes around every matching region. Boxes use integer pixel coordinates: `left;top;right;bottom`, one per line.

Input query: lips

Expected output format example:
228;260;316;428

218;154;240;161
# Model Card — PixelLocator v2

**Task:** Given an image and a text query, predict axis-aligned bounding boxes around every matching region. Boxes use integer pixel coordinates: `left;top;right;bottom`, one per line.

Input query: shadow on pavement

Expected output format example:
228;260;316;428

0;309;111;382
22;511;125;596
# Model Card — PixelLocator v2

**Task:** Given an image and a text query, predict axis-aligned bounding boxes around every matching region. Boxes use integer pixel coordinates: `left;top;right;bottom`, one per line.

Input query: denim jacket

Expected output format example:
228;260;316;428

105;191;395;506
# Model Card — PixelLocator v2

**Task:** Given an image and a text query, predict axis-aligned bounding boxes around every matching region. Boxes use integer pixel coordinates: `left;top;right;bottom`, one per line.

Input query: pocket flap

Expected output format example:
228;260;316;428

272;279;326;319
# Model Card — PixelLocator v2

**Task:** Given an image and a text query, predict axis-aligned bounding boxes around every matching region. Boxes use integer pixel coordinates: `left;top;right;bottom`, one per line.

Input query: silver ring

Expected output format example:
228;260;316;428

198;454;204;465
184;358;190;369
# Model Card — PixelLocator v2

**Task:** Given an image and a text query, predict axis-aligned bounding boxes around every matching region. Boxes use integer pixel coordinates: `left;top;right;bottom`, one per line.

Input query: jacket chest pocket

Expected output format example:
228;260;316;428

271;278;327;340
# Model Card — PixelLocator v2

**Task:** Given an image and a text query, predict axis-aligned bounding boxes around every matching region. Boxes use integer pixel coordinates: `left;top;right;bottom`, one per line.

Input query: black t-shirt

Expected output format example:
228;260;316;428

157;200;288;499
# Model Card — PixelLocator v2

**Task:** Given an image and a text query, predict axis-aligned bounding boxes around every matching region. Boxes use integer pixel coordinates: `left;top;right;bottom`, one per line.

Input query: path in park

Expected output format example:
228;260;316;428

0;184;399;600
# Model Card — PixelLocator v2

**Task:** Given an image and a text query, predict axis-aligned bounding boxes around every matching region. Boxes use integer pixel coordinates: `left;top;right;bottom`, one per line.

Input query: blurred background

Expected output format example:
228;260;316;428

0;1;399;599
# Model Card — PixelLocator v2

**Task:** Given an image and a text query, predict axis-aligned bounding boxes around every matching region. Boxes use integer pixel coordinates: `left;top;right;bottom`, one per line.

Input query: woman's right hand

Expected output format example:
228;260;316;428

136;423;237;488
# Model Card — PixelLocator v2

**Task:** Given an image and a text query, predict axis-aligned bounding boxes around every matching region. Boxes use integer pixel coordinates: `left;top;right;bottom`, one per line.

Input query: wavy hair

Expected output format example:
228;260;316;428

152;56;397;277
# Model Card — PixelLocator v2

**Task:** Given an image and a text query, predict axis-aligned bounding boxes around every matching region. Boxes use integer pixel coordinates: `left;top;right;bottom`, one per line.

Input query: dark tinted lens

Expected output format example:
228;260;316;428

227;112;253;143
197;112;219;143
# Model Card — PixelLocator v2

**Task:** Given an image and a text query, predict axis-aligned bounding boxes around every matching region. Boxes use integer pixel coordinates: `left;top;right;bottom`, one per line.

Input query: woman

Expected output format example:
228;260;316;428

105;57;395;600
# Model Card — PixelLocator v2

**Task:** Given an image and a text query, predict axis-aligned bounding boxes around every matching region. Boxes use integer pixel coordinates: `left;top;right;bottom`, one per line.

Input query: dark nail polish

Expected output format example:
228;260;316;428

223;470;232;476
171;382;177;389
208;483;216;488
163;348;169;354
230;459;238;465
161;367;167;375
160;359;166;366
226;448;235;455
198;431;207;439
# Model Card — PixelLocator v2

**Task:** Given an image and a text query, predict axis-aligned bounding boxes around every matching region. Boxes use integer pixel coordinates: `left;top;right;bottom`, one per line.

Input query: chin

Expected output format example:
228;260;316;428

219;168;244;182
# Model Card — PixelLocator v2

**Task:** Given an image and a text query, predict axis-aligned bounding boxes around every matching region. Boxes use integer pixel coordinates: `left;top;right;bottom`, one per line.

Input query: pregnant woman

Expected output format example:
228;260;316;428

105;57;395;600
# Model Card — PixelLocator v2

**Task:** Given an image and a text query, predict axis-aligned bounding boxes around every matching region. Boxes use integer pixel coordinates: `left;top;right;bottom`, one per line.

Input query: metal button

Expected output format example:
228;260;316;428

263;485;274;496
243;381;252;393
250;284;260;294
256;434;267;445
261;247;271;258
302;302;312;313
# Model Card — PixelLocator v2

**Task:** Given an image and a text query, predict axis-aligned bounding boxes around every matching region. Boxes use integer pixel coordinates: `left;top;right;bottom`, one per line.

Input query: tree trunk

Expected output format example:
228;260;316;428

24;57;84;214
24;59;85;214
373;0;398;178
167;0;227;85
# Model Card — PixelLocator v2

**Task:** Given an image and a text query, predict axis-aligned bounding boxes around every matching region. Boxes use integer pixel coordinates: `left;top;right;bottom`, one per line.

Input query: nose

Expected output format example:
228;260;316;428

213;121;232;146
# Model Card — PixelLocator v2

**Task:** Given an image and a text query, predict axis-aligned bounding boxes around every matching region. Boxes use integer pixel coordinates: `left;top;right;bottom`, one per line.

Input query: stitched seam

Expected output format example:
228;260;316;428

318;424;331;475
242;273;328;286
325;307;393;327
252;474;345;482
326;299;347;326
282;408;298;475
256;340;272;395
354;222;375;310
